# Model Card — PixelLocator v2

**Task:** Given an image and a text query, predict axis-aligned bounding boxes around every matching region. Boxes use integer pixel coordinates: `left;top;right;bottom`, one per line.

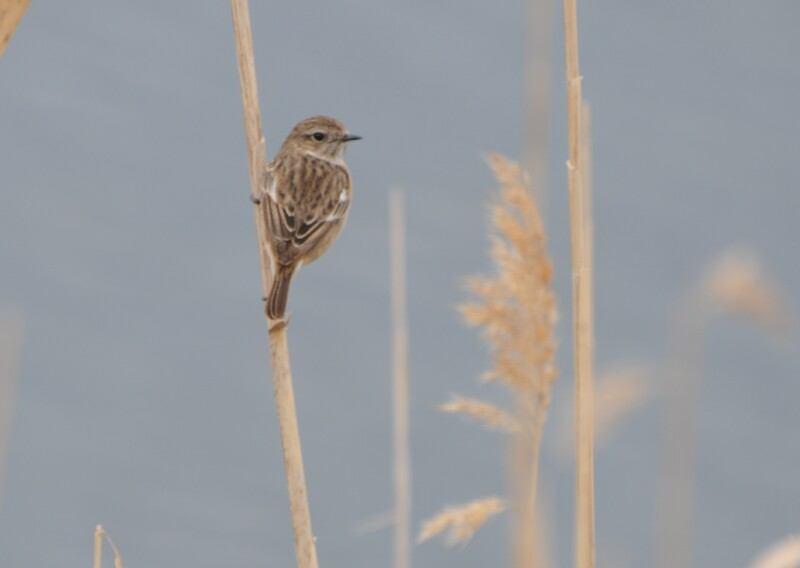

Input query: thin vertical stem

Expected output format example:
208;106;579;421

512;399;548;568
580;102;593;270
390;191;411;568
268;325;318;568
229;2;318;567
562;0;596;566
102;528;125;568
93;525;104;568
229;0;270;285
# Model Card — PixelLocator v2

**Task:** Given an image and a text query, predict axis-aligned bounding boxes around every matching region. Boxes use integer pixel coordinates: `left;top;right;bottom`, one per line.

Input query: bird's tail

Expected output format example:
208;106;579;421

266;264;296;320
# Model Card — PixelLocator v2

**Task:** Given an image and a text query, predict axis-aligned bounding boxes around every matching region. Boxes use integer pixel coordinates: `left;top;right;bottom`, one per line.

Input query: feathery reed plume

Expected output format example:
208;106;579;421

440;395;519;433
421;155;557;559
229;2;318;566
418;497;506;546
460;153;558;565
524;0;554;207
0;312;23;506
749;535;800;568
390;191;411;568
702;247;789;333
0;0;29;57
561;0;596;563
460;155;557;397
656;248;790;568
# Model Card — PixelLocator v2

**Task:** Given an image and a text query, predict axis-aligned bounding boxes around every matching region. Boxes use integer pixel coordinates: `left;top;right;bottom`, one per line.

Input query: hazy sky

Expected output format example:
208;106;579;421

1;2;798;567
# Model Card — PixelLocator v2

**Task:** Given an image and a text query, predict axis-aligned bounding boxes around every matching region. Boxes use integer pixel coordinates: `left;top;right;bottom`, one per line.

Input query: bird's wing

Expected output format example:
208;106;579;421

261;165;350;266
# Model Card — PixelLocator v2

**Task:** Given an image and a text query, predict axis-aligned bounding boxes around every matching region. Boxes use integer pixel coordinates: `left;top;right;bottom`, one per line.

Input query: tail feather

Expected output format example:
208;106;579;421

266;265;295;320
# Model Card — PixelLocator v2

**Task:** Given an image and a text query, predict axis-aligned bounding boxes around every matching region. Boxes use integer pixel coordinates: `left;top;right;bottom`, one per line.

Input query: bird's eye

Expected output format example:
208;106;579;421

312;132;326;141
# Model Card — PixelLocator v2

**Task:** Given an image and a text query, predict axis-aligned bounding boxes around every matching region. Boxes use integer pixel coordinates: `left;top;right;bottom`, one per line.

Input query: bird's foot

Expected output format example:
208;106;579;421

250;194;261;205
268;314;290;332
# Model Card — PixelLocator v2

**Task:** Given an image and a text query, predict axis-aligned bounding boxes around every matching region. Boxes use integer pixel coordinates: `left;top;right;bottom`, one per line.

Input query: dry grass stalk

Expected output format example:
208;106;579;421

390;191;411;568
418;497;505;546
440;395;519;433
104;528;124;568
581;102;594;272
93;525;103;568
749;535;800;568
657;248;790;568
92;525;124;568
459;153;557;565
0;0;29;57
0;313;23;506
561;0;595;562
229;2;318;567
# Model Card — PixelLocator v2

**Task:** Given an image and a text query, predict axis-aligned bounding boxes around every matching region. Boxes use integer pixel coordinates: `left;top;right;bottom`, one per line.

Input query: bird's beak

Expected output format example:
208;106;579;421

342;134;362;142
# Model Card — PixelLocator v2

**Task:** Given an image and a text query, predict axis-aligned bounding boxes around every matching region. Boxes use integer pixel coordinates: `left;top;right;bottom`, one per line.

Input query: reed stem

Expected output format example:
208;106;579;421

390;191;411;568
93;525;103;568
561;0;596;565
511;399;548;568
229;2;318;566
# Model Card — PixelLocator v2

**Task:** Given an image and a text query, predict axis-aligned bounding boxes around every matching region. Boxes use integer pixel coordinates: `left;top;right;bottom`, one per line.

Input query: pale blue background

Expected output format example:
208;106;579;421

1;2;798;566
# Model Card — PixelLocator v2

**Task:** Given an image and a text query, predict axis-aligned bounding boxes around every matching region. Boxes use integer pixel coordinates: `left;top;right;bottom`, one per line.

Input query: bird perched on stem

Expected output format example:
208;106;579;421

253;116;361;320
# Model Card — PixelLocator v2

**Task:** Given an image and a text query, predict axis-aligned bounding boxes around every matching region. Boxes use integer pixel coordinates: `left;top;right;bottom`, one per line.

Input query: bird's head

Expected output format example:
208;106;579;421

283;116;361;159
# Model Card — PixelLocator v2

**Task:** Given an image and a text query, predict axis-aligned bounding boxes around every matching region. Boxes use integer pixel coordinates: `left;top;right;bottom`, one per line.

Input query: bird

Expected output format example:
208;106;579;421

254;116;361;320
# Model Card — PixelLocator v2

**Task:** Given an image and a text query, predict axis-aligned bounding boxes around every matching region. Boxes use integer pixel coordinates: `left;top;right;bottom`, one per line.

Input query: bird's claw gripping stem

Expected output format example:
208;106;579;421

268;315;289;332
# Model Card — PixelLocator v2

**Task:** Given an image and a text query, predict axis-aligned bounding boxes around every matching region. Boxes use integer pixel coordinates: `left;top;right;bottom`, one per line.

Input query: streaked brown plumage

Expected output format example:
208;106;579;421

256;116;360;319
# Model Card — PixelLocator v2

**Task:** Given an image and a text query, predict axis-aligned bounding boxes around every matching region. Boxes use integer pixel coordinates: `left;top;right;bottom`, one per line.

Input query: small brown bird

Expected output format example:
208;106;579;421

255;116;361;320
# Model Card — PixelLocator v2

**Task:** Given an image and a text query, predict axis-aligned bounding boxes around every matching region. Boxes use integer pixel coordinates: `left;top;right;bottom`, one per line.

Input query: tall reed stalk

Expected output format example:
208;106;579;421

656;249;787;568
92;525;124;568
390;191;411;568
581;102;593;271
229;2;318;566
561;0;596;565
93;525;103;568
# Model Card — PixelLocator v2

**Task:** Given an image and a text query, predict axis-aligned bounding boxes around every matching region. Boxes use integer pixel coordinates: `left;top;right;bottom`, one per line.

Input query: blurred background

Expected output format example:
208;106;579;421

1;1;798;566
